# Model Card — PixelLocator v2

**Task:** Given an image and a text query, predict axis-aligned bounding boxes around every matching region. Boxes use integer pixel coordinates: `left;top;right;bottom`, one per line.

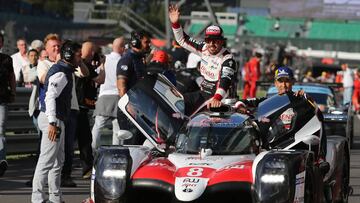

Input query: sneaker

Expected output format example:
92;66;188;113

82;169;92;179
0;160;8;177
61;177;77;187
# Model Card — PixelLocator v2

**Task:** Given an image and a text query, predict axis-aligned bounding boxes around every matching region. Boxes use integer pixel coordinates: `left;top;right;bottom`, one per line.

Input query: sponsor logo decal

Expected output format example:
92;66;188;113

120;65;128;71
280;108;295;130
189;162;211;166
183;178;200;183
182;187;193;193
222;66;235;75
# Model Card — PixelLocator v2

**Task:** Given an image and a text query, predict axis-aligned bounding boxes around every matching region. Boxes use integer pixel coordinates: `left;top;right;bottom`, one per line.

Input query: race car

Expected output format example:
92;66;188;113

90;74;349;203
267;83;351;202
267;83;354;147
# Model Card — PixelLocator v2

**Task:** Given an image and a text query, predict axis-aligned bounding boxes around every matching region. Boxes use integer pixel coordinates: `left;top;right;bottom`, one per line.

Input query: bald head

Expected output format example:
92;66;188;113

82;41;95;61
112;37;125;54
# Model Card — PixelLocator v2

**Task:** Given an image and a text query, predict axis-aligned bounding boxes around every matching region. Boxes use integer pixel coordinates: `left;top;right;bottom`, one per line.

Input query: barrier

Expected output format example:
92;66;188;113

5;87;113;155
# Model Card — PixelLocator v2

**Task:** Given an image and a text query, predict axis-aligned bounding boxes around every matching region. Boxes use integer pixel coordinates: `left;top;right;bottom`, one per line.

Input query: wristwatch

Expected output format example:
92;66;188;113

49;122;57;127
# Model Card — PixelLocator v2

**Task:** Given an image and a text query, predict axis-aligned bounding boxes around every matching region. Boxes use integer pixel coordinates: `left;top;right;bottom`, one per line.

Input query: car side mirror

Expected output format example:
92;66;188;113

302;135;320;146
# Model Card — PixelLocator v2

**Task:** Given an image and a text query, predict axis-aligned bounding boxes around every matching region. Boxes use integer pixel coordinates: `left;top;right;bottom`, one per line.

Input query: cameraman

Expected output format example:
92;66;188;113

74;41;105;179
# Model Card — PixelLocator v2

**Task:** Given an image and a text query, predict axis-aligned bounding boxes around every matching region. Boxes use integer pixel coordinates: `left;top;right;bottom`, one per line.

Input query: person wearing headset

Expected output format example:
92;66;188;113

31;41;82;203
116;30;151;145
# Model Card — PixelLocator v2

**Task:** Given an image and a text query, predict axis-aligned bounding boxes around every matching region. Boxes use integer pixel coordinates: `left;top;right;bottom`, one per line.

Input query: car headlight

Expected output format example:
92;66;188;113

256;157;290;203
95;147;130;200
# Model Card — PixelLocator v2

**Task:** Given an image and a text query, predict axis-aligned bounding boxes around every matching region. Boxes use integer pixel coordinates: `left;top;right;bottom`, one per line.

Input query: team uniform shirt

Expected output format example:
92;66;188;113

45;72;68;123
116;49;146;90
172;23;236;100
247;57;261;82
38;59;79;111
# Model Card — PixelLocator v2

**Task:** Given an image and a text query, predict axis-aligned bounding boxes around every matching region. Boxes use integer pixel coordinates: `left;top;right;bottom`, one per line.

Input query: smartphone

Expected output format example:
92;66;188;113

56;127;61;139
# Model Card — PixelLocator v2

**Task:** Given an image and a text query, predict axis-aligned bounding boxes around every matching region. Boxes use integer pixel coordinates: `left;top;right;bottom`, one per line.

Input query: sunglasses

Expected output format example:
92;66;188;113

205;38;223;44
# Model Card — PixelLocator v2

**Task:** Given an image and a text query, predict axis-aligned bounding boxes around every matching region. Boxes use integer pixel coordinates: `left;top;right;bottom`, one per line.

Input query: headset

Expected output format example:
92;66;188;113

130;31;142;49
60;40;81;62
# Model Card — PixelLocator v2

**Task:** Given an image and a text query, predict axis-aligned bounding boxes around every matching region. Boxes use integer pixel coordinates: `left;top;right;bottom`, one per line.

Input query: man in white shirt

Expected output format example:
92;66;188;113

11;38;29;85
342;63;354;105
31;41;82;203
92;37;125;150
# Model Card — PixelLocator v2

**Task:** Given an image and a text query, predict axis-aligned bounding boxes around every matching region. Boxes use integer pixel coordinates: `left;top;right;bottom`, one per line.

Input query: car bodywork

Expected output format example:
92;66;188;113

90;76;348;203
267;83;351;202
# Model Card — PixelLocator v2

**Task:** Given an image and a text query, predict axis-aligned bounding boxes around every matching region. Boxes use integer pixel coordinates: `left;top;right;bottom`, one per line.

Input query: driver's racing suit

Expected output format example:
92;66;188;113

235;93;327;160
172;23;237;115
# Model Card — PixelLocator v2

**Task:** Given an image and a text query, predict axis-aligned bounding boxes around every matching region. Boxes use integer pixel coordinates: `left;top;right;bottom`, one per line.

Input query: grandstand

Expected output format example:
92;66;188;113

186;11;238;45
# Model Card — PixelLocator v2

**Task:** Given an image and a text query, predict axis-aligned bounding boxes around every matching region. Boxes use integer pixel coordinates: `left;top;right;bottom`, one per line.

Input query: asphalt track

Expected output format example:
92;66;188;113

1;116;360;203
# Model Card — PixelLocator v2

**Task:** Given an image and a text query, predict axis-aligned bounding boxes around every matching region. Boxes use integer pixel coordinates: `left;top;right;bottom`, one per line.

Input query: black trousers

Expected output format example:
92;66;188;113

75;108;94;174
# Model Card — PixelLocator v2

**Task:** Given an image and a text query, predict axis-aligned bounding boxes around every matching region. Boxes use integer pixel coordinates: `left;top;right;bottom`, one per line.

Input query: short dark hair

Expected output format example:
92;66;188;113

28;48;39;55
137;30;151;40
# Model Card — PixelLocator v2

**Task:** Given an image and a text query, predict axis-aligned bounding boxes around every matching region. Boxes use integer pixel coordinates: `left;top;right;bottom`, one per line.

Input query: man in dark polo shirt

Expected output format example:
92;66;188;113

116;31;151;145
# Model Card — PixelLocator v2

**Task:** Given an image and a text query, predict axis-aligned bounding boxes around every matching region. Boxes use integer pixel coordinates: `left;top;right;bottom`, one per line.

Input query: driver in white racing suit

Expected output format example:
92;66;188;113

234;66;327;162
169;4;237;115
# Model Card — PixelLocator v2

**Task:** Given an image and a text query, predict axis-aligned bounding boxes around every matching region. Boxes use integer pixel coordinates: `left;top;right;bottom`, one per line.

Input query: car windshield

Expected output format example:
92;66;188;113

267;85;335;107
176;114;258;155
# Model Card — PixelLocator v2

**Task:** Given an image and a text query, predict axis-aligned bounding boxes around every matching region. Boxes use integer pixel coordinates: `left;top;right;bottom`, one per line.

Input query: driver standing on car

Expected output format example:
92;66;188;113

168;4;237;116
228;66;327;162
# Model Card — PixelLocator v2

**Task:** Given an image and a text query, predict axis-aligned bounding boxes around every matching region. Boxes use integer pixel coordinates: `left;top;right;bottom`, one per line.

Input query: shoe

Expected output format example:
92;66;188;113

0;160;8;177
61;177;77;187
82;169;92;179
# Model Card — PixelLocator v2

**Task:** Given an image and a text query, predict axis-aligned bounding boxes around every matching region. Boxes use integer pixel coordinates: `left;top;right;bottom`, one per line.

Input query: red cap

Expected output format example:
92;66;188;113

205;25;224;40
151;50;169;64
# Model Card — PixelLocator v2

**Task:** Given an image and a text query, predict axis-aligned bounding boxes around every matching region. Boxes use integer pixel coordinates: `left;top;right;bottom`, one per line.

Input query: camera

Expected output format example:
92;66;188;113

93;52;100;63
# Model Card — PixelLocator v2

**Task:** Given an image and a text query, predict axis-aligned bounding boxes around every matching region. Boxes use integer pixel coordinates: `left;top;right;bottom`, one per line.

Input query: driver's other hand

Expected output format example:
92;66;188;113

207;98;222;109
294;90;305;97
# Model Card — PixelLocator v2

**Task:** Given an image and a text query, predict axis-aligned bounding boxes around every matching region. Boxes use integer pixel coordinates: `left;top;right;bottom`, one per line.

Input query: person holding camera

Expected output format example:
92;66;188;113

32;40;82;203
116;30;151;145
71;41;105;180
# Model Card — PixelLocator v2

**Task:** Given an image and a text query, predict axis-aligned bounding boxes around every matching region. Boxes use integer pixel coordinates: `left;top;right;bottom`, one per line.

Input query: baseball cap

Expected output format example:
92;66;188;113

205;25;224;40
151;50;169;64
275;66;294;80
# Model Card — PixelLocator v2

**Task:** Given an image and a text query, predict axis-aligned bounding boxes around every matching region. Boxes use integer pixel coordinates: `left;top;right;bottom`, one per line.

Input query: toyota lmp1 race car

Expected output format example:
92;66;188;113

90;74;350;203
